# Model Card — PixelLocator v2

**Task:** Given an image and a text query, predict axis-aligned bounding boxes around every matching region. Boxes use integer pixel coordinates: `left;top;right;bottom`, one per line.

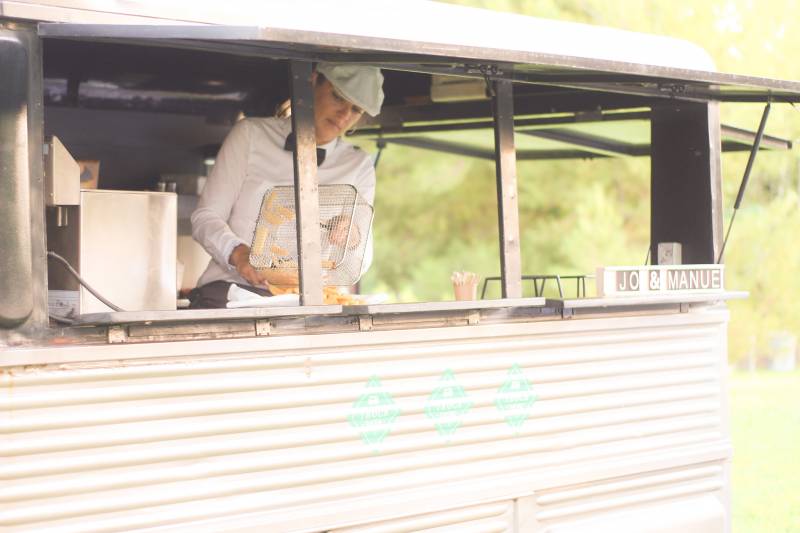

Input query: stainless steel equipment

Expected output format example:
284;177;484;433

249;184;373;286
43;136;80;207
47;190;177;314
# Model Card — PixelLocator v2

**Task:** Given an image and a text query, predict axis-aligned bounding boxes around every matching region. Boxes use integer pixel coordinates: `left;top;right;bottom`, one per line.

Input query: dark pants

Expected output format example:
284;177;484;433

188;280;272;309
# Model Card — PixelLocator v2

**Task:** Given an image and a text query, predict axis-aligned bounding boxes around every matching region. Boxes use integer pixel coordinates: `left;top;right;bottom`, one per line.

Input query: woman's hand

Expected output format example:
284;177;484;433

228;244;263;286
228;244;298;288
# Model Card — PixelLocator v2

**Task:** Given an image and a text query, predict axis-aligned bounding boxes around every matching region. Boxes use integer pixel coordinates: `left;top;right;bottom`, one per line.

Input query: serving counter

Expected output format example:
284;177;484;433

1;293;743;361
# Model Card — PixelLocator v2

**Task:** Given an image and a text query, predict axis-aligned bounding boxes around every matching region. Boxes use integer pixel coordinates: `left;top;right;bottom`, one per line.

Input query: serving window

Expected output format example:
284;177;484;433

28;34;789;341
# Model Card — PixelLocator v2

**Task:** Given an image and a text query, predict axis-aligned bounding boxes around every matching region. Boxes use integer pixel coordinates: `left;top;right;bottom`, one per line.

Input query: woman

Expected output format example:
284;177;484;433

189;63;384;308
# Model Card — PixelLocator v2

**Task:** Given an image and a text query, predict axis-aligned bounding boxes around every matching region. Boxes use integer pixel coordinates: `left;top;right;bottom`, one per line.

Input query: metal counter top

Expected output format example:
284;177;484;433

546;291;748;310
74;304;343;326
68;293;747;327
340;298;546;315
72;298;546;326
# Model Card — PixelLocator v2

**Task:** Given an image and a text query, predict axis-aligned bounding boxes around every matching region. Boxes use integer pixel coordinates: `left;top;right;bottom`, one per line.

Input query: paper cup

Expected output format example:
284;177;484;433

453;281;478;301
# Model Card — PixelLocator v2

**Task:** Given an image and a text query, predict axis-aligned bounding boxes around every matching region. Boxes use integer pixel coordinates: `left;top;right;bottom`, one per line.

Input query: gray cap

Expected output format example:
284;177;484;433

317;62;385;117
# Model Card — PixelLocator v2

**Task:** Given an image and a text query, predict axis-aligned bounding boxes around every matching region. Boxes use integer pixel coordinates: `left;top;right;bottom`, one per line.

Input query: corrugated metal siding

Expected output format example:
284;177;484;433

1;311;731;532
331;500;514;533
533;463;726;531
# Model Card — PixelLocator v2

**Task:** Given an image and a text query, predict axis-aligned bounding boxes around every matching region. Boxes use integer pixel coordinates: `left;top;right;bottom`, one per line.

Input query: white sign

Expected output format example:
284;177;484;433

596;264;724;297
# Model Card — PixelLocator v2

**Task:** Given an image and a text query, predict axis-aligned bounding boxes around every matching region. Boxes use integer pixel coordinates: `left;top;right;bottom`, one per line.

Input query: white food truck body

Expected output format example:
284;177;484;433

2;2;799;532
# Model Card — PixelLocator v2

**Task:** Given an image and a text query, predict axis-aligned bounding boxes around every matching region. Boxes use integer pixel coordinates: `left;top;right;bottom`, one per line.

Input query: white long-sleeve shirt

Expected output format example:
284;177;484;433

191;117;376;288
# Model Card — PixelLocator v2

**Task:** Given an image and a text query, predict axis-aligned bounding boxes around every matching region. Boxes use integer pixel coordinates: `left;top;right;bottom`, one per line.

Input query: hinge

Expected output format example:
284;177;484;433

659;83;687;98
466;64;503;77
256;319;271;336
108;326;127;344
358;315;373;332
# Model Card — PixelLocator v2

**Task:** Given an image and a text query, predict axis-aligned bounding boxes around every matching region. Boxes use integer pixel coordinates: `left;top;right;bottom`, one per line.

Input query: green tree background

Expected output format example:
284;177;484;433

359;0;800;364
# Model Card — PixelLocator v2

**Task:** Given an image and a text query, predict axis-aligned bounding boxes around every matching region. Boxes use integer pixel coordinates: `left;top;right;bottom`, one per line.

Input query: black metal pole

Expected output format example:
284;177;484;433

717;102;771;263
492;79;523;298
736;103;772;210
289;60;324;305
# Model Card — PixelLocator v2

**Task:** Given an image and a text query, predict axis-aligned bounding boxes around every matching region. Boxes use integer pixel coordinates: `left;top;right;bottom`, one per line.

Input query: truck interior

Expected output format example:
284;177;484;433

42;37;793;191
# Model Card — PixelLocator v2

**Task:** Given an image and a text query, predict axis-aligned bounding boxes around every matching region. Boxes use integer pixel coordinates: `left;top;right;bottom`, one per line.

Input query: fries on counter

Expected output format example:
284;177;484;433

266;284;366;305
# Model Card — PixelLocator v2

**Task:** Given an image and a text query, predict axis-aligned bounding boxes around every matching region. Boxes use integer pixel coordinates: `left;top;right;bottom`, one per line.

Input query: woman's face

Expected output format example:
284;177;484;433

313;75;364;144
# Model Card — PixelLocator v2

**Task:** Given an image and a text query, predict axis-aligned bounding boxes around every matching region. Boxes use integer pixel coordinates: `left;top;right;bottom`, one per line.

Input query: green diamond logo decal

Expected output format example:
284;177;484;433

348;376;401;449
425;369;472;439
495;364;537;430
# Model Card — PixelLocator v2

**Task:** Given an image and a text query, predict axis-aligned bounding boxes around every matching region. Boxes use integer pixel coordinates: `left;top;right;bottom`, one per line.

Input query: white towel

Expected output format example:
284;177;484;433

225;284;299;309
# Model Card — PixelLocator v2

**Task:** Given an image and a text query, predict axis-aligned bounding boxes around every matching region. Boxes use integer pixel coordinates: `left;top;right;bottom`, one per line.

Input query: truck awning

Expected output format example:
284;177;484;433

37;23;800;104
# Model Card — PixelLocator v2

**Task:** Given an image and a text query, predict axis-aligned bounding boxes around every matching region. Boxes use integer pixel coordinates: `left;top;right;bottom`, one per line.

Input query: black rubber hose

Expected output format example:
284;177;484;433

46;251;125;312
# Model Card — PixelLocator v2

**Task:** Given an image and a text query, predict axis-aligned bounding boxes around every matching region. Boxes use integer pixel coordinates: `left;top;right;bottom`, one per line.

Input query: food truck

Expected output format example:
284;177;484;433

2;1;799;531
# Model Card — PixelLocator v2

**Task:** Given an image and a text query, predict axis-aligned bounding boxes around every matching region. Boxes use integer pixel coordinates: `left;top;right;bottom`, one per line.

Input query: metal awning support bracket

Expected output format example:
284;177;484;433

718;101;772;263
289;60;324;305
373;138;387;168
478;64;501;98
492;79;523;298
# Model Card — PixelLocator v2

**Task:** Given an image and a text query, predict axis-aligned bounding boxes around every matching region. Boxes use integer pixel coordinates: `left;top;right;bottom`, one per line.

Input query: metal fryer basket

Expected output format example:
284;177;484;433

249;184;374;286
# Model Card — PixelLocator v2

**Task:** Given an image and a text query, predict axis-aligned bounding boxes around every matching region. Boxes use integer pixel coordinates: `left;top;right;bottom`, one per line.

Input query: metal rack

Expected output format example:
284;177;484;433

481;274;594;299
